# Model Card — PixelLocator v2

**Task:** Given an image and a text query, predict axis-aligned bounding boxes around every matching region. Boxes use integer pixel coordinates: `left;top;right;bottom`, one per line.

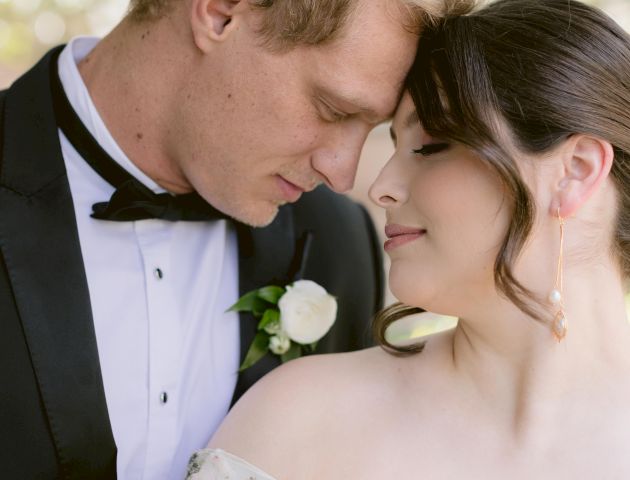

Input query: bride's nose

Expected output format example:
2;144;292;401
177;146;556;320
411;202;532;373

368;157;408;208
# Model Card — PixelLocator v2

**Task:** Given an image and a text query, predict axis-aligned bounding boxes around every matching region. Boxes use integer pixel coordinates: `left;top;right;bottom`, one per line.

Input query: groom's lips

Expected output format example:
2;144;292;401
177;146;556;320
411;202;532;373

276;175;306;202
384;224;426;251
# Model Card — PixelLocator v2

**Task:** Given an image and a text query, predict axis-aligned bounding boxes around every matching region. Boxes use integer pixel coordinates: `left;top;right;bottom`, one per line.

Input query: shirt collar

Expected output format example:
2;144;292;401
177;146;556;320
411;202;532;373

57;36;165;194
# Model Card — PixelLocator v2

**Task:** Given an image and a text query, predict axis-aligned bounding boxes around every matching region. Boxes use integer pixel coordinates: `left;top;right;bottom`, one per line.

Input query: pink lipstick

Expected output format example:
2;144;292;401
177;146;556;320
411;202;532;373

384;224;426;251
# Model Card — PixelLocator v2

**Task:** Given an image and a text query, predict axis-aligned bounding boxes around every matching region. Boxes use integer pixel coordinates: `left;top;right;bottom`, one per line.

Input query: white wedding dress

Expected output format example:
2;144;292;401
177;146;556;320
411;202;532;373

186;449;277;480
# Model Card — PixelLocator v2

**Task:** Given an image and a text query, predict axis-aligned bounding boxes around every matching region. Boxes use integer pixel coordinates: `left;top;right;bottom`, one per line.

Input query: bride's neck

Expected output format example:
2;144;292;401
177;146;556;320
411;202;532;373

448;259;630;433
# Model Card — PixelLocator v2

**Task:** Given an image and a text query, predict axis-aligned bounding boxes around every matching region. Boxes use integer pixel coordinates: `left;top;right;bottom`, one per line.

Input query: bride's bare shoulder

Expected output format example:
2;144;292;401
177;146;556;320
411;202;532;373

208;337;451;474
211;348;390;437
207;349;393;469
217;346;414;418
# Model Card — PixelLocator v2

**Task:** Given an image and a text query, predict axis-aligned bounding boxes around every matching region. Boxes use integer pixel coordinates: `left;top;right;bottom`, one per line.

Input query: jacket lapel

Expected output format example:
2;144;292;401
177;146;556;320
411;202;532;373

231;207;297;404
0;47;116;478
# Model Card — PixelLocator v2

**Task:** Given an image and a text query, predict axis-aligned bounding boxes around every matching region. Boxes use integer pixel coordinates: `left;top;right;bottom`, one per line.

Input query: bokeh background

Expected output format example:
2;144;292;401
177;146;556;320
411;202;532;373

1;0;629;339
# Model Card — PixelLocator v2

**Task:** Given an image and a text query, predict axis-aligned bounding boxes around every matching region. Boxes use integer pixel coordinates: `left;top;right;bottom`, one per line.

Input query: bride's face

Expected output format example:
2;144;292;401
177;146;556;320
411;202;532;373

369;93;511;315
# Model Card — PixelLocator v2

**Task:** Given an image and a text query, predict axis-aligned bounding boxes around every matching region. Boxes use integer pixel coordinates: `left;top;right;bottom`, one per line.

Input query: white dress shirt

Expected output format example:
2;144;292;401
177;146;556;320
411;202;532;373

57;37;240;480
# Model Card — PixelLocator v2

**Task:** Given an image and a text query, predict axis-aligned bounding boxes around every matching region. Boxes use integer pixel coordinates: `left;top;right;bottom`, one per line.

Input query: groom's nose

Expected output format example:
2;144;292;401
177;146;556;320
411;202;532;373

311;126;371;193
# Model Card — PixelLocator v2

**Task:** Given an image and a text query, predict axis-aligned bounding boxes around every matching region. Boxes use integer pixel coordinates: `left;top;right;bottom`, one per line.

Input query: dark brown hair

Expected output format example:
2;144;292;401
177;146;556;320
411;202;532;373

375;0;630;353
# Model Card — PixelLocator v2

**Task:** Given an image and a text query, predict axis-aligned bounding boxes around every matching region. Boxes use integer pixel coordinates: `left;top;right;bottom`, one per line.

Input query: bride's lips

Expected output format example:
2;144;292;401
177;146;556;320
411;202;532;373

384;224;426;252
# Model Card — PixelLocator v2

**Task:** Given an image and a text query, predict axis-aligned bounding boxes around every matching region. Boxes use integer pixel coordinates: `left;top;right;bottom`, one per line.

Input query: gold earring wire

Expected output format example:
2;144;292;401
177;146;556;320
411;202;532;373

549;208;567;341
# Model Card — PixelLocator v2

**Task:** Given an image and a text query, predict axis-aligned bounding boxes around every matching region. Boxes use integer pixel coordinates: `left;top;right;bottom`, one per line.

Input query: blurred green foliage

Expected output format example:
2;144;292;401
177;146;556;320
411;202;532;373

0;0;127;73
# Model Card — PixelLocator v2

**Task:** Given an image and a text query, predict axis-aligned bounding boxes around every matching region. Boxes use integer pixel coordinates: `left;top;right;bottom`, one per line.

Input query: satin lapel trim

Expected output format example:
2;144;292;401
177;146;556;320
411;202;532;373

0;48;116;478
231;206;296;404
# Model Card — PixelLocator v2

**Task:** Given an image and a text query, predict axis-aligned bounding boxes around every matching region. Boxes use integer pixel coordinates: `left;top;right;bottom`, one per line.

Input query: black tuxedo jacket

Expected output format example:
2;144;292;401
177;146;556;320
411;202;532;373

0;47;384;479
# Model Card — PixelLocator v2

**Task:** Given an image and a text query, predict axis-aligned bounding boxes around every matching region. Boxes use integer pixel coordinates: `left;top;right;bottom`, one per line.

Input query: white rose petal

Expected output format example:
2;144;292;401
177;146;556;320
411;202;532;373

278;280;337;344
269;334;291;355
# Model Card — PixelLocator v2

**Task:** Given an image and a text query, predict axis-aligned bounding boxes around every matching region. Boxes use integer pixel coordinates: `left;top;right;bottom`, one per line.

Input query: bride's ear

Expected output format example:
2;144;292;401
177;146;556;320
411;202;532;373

550;134;614;218
191;0;244;52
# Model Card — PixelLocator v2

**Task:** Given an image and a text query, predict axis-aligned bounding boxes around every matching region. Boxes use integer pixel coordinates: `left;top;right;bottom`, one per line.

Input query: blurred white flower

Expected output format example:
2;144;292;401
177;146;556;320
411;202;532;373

86;0;127;37
34;11;66;45
11;0;41;16
55;0;93;11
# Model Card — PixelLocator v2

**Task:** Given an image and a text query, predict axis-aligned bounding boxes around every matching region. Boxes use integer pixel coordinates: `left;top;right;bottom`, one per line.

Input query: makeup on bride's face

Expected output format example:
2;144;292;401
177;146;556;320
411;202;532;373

383;224;427;252
369;93;509;312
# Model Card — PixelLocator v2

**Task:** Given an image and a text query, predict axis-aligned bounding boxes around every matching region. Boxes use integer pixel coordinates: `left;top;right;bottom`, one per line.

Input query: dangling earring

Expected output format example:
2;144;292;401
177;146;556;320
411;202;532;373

549;208;567;341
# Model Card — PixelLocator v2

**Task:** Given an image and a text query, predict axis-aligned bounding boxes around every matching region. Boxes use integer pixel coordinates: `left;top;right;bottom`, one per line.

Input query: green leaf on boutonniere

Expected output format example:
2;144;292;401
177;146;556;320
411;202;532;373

281;342;302;363
239;331;270;372
228;291;269;316
257;286;285;304
306;342;318;353
258;309;280;331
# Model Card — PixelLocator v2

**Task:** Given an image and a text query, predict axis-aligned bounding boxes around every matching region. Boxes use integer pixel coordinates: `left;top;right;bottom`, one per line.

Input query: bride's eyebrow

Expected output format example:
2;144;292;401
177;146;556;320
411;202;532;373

389;126;397;144
389;109;421;144
404;110;420;129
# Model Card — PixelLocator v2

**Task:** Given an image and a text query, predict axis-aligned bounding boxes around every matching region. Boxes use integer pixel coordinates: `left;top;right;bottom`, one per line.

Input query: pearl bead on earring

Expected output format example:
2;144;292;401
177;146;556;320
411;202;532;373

548;289;562;305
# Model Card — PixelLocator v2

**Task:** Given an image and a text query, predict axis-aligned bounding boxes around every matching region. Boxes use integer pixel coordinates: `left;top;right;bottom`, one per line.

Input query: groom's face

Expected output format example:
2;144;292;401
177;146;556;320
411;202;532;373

173;0;419;226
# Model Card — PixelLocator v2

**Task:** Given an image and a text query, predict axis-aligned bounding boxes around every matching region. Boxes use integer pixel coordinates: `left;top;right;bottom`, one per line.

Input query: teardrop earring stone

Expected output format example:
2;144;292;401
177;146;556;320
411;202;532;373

549;289;562;305
552;311;567;341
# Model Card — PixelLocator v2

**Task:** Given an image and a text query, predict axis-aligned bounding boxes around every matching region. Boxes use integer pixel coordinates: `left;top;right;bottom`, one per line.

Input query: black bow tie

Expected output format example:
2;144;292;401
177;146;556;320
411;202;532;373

49;50;230;223
90;179;229;222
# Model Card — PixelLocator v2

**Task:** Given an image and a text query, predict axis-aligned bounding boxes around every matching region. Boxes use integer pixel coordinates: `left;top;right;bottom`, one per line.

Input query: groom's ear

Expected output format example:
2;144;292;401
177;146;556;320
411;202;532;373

550;134;614;218
191;0;245;52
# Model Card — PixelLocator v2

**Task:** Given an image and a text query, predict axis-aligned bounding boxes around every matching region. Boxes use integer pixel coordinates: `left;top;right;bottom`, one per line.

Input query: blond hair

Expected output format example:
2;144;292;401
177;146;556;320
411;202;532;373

127;0;462;48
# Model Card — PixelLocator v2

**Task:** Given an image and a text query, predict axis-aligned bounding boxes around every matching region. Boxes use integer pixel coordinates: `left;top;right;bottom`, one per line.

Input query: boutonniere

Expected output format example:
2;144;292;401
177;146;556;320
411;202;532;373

229;280;338;371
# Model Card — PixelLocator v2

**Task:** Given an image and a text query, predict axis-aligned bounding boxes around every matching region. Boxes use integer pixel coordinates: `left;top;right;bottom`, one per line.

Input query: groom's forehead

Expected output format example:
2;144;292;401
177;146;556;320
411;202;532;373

304;22;417;121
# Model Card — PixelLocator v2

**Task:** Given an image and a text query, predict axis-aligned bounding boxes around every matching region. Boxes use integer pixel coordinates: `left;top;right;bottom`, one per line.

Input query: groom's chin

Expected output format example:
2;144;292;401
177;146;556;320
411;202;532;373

230;202;280;228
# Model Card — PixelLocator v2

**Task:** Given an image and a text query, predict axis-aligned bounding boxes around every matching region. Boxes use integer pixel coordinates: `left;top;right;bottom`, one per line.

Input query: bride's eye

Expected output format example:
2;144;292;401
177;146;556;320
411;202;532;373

412;143;450;156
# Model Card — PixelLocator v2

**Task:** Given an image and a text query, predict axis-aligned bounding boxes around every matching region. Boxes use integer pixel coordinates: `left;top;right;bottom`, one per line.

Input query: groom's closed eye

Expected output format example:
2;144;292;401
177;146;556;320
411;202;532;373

317;98;350;123
315;86;388;126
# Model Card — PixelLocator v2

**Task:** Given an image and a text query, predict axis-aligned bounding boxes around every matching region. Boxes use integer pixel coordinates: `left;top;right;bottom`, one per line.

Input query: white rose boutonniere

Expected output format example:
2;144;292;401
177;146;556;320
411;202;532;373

228;280;338;371
279;281;337;344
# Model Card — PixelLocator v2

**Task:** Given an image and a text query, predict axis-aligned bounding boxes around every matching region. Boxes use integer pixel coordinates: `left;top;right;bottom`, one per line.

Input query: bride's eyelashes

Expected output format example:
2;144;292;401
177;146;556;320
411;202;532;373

412;143;450;156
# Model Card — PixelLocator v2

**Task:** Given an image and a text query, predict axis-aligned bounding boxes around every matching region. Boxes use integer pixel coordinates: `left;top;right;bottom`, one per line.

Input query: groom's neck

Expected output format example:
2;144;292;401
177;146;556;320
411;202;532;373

77;13;196;194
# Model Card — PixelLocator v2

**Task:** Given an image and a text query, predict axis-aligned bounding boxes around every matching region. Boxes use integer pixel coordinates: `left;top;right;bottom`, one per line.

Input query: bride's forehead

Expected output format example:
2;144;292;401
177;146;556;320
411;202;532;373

391;97;423;138
394;92;415;117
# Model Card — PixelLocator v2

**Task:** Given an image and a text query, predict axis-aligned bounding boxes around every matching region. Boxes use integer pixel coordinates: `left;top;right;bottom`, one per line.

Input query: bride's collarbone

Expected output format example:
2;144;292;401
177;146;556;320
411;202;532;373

298;427;630;480
273;349;630;479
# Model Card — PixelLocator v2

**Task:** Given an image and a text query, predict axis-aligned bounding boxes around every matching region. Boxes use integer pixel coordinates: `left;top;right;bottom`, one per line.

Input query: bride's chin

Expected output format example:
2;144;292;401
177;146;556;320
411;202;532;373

389;276;437;311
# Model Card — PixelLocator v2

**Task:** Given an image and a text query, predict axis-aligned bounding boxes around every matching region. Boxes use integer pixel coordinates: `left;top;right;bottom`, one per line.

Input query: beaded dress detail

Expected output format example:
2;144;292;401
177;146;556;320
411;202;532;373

186;449;277;480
